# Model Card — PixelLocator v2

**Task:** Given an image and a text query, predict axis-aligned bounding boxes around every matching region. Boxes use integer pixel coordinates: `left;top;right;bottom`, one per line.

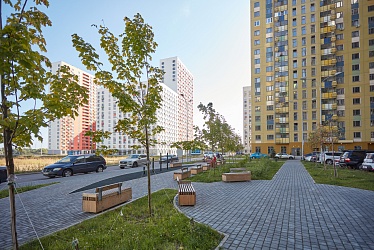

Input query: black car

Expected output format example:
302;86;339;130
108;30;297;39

339;150;374;169
42;154;106;178
0;166;7;183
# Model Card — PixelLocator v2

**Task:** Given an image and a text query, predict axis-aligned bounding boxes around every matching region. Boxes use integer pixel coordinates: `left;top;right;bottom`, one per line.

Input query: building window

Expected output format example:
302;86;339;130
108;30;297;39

353;98;360;104
353;109;361;116
352;42;360;48
267;134;274;140
254;20;260;26
301;26;306;35
311;3;315;11
255;135;261;140
293;18;297;26
311;25;315;33
352;53;359;60
255;125;261;131
352;31;359;37
254;40;260;45
292;28;297;36
352;76;360;82
369;39;374;46
254;30;260;36
301;16;306;25
337;44;344;51
353;132;361;139
370;51;374;57
352;64;359;71
352;87;360;93
254;1;260;7
254;11;260;17
311;14;315;23
336;34;344;40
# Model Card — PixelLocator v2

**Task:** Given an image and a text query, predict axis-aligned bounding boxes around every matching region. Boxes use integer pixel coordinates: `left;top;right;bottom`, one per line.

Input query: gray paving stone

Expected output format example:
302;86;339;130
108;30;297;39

1;160;374;250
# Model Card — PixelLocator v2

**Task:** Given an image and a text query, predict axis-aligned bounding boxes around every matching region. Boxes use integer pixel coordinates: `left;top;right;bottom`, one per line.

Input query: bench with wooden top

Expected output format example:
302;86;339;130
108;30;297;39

202;164;211;171
190;164;203;175
82;182;132;213
222;168;251;182
170;162;182;168
173;167;191;180
178;180;196;206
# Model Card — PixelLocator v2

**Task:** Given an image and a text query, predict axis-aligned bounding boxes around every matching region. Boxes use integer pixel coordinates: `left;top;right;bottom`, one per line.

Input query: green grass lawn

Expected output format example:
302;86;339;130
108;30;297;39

188;158;283;183
303;161;374;191
21;189;223;250
0;182;58;199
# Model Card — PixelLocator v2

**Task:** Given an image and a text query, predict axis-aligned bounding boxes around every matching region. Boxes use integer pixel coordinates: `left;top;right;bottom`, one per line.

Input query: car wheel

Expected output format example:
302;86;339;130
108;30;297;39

48;176;56;178
289;157;293;159
120;167;124;169
326;159;333;165
96;166;104;173
357;163;363;170
133;162;138;168
62;169;73;177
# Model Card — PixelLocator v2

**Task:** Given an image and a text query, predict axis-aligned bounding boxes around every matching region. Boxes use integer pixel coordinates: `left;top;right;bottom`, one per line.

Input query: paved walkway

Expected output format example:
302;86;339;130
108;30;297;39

180;160;374;249
0;160;374;249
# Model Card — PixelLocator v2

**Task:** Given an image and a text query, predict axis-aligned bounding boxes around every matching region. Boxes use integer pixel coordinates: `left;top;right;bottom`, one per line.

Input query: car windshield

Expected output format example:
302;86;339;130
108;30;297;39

56;155;77;163
129;155;139;159
366;153;374;159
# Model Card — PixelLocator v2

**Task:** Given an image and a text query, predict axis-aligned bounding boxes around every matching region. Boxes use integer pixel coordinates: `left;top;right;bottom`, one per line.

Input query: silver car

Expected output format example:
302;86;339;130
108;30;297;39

119;154;147;168
362;153;374;171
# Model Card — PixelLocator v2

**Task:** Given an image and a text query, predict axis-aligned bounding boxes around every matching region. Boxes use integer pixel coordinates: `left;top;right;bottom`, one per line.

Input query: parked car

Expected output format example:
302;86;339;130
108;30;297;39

42;154;107;178
160;154;179;163
362;153;374;171
320;151;343;165
0;166;7;183
339;150;374;169
119;154;147;168
303;153;313;161
275;153;295;159
250;152;268;159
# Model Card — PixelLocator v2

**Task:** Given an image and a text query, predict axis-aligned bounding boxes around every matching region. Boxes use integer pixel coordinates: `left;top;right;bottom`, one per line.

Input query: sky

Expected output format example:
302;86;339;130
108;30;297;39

5;0;250;147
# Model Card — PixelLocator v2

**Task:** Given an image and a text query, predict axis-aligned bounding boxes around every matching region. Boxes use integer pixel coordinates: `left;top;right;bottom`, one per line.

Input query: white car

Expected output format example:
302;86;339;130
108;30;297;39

275;153;295;159
119;154;147;168
362;153;374;171
320;151;343;165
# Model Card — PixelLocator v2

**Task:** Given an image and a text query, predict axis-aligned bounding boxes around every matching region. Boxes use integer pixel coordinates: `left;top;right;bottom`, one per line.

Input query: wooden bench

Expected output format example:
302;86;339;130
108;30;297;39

222;168;251;182
202;164;211;171
82;183;132;213
178;180;196;206
173;167;191;180
170;162;182;168
190;164;203;175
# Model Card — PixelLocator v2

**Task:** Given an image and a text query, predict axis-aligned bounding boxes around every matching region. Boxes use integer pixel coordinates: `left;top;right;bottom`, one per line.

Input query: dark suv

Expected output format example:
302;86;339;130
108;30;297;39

339;150;374;169
42;154;107;178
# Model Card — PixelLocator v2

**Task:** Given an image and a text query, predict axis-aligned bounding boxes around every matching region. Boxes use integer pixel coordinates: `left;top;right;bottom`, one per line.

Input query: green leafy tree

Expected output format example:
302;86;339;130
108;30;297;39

0;0;88;248
72;13;164;216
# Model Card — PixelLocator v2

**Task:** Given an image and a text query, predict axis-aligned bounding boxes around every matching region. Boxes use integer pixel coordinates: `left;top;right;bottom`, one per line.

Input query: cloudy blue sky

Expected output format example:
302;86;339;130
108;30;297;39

5;0;250;147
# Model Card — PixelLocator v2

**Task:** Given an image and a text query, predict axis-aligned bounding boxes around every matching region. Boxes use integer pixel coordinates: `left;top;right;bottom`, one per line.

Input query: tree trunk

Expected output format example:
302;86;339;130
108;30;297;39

145;127;152;216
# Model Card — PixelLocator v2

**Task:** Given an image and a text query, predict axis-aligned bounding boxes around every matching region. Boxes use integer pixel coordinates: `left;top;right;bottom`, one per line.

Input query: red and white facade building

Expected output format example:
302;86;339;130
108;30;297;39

48;61;97;155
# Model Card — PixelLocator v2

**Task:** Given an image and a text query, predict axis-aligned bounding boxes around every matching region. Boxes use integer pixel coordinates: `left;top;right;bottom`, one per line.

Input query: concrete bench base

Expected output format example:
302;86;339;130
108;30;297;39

178;180;196;206
170;162;182;168
222;171;251;182
191;165;203;175
82;183;132;213
202;165;211;171
173;167;191;180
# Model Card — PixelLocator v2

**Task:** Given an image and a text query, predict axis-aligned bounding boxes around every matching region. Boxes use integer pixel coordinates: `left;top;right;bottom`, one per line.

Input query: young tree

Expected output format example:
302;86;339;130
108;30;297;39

1;0;88;248
72;13;164;216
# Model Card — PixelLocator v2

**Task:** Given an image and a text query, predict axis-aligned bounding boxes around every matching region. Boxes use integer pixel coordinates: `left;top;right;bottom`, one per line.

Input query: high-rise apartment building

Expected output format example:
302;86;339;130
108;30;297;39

48;61;97;155
96;82;179;156
160;57;194;142
243;86;252;154
95;57;193;156
250;0;374;155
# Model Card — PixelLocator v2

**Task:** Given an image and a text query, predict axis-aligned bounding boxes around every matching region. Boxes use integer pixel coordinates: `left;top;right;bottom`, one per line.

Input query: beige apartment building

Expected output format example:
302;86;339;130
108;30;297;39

250;0;374;156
